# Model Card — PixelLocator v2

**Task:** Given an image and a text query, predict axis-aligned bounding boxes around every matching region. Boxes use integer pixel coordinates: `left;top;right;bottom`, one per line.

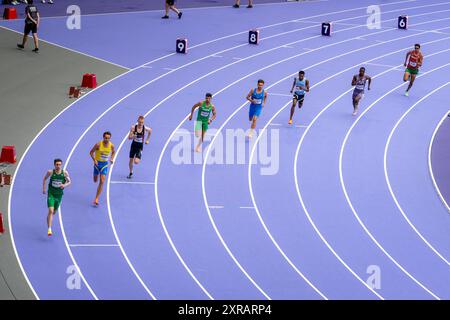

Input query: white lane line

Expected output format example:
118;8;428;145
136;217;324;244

69;244;120;247
282;45;294;48
233;57;243;60
428;111;450;214
110;181;155;185
295;125;309;128
7;0;421;300
269;123;283;126
384;83;450;266
209;206;225;209
366;62;403;69
339;61;450;300
198;20;450;300
240;207;255;209
246;45;433;299
269;93;292;97
291;43;450;300
210;55;224;58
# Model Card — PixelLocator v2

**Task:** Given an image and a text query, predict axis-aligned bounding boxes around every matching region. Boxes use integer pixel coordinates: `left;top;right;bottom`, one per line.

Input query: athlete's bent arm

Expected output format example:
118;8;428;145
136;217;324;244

145;127;152;144
404;51;411;67
263;91;268;106
42;170;52;194
189;102;201;121
89;143;99;165
63;171;71;189
418;53;423;67
110;144;116;163
351;75;357;86
128;125;135;140
246;89;254;103
367;76;372;90
290;78;296;93
210;106;217;123
305;79;310;92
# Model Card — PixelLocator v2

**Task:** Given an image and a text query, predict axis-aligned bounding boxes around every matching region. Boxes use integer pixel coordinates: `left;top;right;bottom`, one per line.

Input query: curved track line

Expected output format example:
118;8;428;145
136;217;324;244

245;43;443;298
428;111;450;213
384;83;450;265
104;7;449;298
9;0;444;299
339;60;450;300
200;25;450;299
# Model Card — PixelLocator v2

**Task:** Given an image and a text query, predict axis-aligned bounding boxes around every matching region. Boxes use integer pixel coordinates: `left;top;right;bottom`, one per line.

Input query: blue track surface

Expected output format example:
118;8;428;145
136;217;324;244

3;0;450;300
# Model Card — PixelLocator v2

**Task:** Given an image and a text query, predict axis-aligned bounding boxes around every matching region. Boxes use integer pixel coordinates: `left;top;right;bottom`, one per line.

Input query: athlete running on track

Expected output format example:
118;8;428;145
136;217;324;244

127;115;152;179
189;93;216;153
403;44;423;96
247;79;268;138
351;67;371;116
42;159;71;236
289;70;310;124
89;131;115;206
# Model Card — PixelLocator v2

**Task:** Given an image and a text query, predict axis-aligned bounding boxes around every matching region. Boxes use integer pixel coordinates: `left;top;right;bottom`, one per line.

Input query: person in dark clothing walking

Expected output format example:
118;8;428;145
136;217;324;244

17;0;40;52
162;0;182;19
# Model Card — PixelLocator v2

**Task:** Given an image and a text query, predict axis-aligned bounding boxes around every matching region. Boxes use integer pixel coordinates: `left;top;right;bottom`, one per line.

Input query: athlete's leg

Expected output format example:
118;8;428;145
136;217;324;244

134;157;141;165
406;74;416;92
128;158;134;177
403;71;411;82
93;174;98;183
289;98;297;124
47;207;54;228
95;175;106;203
196;129;206;153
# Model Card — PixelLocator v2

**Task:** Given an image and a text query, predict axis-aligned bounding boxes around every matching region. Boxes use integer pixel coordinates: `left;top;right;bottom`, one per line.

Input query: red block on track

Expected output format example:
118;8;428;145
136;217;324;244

0;213;5;234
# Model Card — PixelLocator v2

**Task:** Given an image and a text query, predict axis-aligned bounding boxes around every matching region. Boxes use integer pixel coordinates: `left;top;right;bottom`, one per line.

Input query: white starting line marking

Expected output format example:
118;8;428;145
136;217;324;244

240;206;255;209
295;125;309;128
210;54;224;58
269;123;283;126
282;45;294;48
209;206;224;209
303;48;314;52
110;181;155;185
69;244;120;247
163;67;176;71
141;66;153;69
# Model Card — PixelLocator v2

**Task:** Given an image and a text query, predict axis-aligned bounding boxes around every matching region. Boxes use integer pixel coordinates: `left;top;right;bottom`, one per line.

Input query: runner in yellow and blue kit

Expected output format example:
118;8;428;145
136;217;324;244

246;79;268;139
89;131;115;206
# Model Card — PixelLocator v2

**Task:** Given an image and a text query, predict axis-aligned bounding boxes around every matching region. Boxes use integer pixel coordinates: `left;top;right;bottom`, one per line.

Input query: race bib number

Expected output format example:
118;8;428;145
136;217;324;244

253;99;262;105
52;180;62;188
200;111;210;117
409;61;417;67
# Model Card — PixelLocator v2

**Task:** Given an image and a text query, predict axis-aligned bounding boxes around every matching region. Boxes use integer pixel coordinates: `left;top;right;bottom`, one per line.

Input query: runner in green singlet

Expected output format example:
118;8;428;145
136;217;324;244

189;93;217;153
42;159;71;236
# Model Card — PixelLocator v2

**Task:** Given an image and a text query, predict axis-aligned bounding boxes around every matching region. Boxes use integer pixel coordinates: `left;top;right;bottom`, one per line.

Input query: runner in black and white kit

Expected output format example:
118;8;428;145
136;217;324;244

127;115;152;179
351;67;372;116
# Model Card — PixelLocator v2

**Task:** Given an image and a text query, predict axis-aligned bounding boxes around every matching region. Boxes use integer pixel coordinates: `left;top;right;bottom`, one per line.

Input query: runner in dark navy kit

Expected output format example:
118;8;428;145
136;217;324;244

17;0;40;52
127;115;152;179
351;67;371;116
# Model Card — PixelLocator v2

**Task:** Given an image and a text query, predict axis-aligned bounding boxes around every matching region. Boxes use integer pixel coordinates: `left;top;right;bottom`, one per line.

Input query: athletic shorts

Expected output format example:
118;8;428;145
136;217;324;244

405;67;419;75
93;161;109;176
129;141;143;159
195;120;209;132
249;104;262;120
293;93;305;105
24;22;37;35
352;89;364;100
166;0;176;5
47;193;63;211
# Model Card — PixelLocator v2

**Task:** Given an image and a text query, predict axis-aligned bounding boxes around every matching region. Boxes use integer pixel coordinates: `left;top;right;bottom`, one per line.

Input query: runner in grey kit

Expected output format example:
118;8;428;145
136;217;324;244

351;67;372;116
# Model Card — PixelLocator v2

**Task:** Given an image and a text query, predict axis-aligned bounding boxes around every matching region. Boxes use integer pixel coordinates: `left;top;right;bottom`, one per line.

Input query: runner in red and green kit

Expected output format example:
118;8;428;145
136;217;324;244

189;93;217;153
42;159;71;236
403;43;423;96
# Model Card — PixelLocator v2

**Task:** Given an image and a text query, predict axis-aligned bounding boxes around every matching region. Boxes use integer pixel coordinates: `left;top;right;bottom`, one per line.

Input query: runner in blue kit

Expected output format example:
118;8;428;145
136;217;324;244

289;70;310;125
246;79;268;139
351;67;372;116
